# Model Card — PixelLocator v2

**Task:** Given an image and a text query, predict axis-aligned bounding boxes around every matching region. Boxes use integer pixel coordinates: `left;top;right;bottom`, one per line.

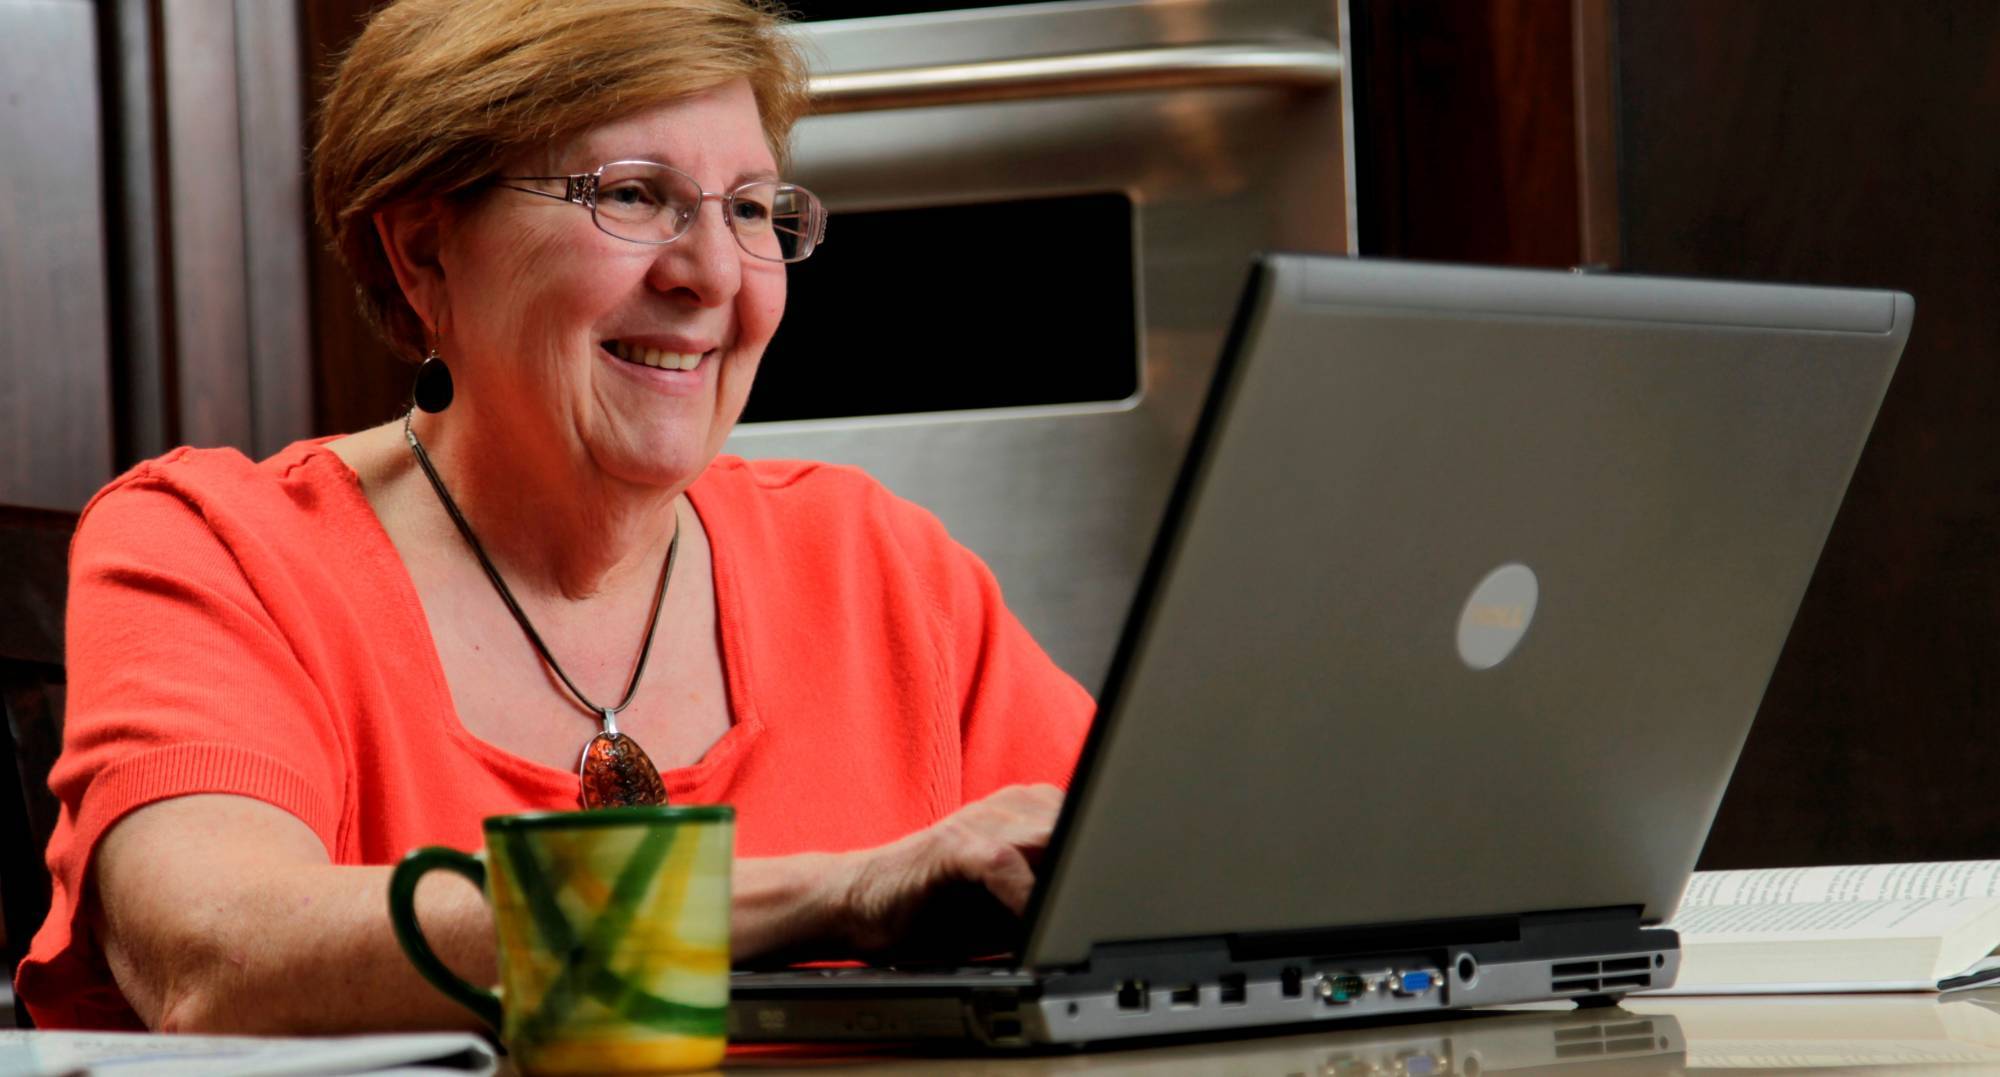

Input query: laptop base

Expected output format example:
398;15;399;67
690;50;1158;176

729;910;1680;1046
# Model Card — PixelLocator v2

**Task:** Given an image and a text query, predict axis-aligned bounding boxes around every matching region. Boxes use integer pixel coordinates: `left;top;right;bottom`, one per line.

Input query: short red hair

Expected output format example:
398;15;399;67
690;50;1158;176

312;0;810;359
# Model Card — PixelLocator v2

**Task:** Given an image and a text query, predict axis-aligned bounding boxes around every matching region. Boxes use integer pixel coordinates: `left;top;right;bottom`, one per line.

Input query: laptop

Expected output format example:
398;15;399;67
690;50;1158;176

728;255;1913;1047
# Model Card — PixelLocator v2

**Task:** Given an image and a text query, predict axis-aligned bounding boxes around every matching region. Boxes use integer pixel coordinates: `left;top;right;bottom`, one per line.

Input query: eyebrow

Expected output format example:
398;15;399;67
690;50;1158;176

577;152;781;185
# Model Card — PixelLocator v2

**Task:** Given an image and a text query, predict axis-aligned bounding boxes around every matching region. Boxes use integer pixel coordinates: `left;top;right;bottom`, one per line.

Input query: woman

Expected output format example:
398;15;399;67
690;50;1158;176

16;0;1093;1032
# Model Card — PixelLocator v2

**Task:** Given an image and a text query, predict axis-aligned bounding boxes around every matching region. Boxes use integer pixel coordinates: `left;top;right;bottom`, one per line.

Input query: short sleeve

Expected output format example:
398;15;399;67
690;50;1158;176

18;470;348;1027
878;492;1097;803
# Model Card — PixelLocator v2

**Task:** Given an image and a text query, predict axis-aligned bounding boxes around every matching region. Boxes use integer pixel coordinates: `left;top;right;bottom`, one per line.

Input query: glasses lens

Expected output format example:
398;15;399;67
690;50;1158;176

592;163;701;243
731;182;821;263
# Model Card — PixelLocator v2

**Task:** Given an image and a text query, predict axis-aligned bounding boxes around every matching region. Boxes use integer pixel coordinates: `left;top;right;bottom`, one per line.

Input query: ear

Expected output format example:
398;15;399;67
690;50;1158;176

373;198;454;338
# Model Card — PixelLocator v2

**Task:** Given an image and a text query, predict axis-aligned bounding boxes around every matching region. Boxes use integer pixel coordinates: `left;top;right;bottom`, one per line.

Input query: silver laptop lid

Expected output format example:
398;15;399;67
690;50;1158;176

1025;256;1911;967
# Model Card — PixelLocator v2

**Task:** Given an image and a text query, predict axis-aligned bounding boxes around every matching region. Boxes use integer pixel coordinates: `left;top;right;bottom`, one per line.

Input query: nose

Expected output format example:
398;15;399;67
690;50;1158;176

645;194;741;306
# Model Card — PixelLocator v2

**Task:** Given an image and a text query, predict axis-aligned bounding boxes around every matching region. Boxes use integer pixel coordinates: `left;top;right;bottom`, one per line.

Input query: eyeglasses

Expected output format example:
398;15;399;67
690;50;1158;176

494;160;826;263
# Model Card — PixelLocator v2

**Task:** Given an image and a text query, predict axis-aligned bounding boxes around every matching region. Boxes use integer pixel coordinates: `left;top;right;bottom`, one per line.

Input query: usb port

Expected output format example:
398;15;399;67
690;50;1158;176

1219;973;1248;1005
1169;983;1199;1008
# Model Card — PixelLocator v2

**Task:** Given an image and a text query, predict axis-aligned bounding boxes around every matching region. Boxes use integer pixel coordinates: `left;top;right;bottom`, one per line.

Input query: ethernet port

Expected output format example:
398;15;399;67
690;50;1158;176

1116;979;1149;1012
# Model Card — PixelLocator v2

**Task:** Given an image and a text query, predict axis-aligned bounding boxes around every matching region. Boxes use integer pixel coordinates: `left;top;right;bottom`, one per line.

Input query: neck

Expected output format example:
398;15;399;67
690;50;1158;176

403;405;683;603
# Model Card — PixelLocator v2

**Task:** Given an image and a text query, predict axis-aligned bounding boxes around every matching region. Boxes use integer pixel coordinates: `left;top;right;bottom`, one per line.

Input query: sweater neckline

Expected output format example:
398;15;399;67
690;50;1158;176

286;439;766;803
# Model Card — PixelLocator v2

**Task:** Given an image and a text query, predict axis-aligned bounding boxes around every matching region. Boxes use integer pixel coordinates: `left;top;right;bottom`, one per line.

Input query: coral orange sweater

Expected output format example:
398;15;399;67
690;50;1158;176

18;442;1094;1028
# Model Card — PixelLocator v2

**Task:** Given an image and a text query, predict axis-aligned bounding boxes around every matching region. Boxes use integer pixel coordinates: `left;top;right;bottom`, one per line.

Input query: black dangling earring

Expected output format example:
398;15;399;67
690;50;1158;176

412;349;454;413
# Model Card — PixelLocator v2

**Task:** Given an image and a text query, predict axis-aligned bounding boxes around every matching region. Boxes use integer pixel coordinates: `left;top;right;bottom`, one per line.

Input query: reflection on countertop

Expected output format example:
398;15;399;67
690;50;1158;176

1628;990;2000;1072
728;1004;1685;1075
727;990;2000;1075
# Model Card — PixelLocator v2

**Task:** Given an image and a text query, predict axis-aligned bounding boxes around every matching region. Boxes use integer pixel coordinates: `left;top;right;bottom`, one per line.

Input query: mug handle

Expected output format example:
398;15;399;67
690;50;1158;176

388;845;504;1031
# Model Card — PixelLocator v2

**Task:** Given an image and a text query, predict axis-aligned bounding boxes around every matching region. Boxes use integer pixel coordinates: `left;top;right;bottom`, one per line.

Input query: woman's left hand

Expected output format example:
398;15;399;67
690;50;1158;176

830;783;1064;956
730;783;1064;962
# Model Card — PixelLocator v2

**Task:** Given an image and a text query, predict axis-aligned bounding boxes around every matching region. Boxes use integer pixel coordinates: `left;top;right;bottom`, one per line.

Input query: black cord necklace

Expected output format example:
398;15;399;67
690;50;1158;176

404;408;675;808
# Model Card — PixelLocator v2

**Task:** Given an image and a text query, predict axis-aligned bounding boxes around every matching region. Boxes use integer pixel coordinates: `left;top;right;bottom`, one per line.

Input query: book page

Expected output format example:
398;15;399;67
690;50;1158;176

1651;897;2000;992
1668;897;2000;941
1680;861;2000;909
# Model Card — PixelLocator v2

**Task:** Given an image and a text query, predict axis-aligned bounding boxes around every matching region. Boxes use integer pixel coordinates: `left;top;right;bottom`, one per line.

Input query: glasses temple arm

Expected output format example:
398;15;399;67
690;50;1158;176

492;176;592;206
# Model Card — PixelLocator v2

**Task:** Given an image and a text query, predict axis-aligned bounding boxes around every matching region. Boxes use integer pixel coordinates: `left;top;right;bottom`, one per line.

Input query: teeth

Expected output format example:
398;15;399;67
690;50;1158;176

609;341;702;371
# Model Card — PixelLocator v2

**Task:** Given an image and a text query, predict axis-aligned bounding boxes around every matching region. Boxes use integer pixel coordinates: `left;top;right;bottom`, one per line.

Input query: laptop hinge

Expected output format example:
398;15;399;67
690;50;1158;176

1062;906;1653;977
1226;914;1523;963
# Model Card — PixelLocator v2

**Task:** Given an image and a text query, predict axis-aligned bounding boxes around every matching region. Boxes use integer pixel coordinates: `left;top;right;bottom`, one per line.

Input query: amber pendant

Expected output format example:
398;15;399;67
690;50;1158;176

578;730;669;809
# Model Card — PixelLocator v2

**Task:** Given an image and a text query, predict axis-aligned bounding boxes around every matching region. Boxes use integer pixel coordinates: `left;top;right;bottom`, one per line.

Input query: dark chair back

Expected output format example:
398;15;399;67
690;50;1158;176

0;504;77;1027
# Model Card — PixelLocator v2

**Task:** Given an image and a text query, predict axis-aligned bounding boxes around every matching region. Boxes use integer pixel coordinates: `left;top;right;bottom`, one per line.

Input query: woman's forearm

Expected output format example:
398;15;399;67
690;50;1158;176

731;851;852;960
130;852;864;1031
124;864;495;1034
95;789;1052;1032
96;797;496;1034
96;796;873;1032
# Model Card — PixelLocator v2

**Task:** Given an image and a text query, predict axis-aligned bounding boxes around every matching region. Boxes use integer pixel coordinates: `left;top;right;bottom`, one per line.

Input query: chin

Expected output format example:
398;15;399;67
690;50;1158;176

589;429;719;492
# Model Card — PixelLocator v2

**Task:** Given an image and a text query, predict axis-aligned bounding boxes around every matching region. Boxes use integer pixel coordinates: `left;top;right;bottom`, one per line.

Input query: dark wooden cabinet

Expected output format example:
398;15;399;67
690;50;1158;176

0;0;310;512
1;0;115;511
1614;0;2000;868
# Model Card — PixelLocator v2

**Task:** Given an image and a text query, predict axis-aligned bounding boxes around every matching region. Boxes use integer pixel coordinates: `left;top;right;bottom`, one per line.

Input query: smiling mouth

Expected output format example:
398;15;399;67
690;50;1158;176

605;340;706;371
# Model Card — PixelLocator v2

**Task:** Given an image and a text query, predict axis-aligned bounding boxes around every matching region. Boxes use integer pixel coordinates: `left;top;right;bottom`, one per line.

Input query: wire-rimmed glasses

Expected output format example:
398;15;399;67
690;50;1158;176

494;160;826;263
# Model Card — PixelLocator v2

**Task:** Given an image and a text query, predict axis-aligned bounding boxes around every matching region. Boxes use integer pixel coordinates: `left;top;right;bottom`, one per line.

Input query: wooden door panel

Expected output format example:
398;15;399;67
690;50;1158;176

0;0;115;510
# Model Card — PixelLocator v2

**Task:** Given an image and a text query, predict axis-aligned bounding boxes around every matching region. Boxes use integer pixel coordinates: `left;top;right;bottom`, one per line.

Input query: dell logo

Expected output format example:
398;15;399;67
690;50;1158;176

1463;603;1527;630
1457;563;1538;670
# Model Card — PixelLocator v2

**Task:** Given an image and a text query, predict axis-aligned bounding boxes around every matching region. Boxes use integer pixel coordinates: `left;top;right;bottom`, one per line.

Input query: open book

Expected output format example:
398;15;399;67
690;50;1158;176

1648;860;2000;994
0;1030;495;1077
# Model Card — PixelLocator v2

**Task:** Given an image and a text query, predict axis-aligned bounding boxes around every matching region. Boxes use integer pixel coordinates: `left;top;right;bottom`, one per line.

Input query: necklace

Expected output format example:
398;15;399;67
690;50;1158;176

403;409;675;808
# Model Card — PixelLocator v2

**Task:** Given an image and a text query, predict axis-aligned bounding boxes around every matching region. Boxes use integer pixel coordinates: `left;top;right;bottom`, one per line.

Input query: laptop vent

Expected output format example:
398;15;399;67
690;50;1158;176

1549;956;1654;995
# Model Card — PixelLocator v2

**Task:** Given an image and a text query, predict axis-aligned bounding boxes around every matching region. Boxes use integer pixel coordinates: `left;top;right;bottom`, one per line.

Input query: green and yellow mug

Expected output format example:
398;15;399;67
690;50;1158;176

389;806;734;1075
